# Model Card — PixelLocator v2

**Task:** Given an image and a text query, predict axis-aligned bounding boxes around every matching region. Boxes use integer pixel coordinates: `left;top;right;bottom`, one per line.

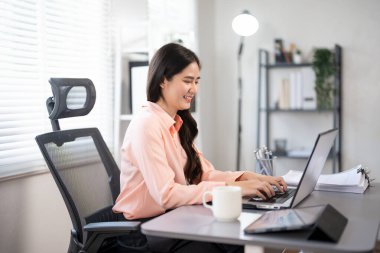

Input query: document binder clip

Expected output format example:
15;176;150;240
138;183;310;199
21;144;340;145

307;204;348;242
357;166;374;187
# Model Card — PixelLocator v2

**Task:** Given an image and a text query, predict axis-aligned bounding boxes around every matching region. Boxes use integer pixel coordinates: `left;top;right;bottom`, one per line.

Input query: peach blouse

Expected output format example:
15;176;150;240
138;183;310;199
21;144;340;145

113;101;244;219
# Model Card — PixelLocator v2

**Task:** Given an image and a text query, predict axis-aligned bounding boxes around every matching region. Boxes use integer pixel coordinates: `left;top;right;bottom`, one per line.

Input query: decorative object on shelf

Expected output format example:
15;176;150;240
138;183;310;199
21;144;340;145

293;49;302;64
312;48;336;109
232;10;259;171
274;40;303;64
274;39;286;63
274;139;287;156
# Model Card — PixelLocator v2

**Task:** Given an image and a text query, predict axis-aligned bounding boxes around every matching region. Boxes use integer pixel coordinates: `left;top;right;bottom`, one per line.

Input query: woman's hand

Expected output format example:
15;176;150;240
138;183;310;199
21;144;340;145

257;173;288;192
230;171;288;198
226;179;276;200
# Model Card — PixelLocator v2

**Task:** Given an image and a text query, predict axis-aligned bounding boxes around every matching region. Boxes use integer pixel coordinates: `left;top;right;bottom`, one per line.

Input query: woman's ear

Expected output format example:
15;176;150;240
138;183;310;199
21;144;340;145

160;77;168;88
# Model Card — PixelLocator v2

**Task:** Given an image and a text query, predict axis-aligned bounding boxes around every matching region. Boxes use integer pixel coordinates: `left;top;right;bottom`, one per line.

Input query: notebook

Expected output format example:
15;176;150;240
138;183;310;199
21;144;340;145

282;164;369;194
242;128;338;210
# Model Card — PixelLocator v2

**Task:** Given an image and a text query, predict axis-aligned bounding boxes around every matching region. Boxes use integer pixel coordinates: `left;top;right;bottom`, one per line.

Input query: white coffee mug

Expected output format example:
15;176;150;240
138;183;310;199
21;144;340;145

202;186;242;222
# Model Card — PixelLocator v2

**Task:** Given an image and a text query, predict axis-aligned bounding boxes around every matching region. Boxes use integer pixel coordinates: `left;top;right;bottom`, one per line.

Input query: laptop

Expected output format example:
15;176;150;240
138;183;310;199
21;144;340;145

243;128;338;210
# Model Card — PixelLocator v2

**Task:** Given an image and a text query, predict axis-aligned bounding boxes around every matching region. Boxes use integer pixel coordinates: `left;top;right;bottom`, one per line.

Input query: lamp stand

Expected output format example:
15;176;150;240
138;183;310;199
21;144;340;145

236;36;244;171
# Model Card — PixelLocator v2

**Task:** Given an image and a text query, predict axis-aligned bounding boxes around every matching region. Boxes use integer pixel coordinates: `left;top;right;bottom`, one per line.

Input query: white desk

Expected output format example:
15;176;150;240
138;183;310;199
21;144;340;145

142;183;380;253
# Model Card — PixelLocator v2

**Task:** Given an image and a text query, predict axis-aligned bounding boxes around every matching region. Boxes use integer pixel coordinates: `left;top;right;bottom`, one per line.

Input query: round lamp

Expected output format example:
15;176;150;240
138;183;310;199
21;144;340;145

232;10;259;170
232;10;259;37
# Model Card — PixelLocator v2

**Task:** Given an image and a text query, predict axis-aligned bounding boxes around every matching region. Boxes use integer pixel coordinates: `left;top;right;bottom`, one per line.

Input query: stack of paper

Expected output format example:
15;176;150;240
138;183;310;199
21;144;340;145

282;165;369;194
281;170;303;186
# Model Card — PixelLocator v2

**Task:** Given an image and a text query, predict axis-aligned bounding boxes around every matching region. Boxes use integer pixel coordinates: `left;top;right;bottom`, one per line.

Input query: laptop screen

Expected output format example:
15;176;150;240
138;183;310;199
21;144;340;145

290;129;338;207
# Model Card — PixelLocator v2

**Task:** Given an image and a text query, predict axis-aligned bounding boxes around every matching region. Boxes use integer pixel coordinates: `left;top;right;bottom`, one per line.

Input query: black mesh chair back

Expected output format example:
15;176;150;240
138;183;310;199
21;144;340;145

36;78;149;253
36;128;116;241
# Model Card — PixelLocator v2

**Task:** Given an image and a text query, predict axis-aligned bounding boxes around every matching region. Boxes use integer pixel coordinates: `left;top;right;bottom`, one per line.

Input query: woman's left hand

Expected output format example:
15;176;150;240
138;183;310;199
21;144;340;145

238;171;287;192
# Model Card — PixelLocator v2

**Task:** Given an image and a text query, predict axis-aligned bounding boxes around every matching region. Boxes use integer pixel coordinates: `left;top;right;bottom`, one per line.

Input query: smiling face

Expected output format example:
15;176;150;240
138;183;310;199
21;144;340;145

157;62;200;118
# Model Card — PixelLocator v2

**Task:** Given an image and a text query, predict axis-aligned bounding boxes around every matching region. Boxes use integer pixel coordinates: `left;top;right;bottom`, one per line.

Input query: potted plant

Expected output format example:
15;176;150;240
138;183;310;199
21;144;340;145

312;48;335;109
293;49;302;64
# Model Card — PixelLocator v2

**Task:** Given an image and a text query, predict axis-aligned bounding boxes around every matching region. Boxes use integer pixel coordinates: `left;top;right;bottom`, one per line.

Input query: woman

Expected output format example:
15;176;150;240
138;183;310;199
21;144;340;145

113;43;287;252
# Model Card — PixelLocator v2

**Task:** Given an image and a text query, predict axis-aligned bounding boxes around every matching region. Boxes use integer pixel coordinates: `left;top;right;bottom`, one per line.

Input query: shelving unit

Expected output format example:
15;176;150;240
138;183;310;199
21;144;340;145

114;51;149;163
256;45;342;173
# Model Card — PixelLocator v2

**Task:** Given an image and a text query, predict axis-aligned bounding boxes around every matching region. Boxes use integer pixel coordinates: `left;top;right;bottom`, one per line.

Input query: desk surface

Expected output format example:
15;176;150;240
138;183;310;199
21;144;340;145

142;183;380;253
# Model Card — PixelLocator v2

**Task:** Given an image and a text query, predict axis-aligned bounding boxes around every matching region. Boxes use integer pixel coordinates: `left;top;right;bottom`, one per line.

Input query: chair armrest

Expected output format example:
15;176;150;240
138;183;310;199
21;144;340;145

83;221;145;253
83;221;141;233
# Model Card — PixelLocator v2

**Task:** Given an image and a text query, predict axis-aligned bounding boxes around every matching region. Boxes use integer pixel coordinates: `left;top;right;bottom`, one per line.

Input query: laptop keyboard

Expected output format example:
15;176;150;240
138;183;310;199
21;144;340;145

249;188;296;204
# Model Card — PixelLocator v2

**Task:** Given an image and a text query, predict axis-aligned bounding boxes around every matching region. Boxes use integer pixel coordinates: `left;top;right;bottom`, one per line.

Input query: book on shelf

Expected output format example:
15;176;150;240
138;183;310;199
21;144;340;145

278;79;290;109
282;164;370;194
277;69;316;110
289;72;302;109
300;68;317;110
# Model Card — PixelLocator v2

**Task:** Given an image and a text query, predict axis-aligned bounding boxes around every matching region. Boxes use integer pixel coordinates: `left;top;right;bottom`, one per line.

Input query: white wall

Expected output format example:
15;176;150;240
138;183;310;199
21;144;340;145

112;0;148;51
196;0;217;163
197;0;380;180
0;173;71;253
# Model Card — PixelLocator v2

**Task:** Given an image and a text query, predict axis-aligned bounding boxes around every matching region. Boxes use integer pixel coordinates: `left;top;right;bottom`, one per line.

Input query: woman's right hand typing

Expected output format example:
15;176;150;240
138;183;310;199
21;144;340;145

226;179;276;200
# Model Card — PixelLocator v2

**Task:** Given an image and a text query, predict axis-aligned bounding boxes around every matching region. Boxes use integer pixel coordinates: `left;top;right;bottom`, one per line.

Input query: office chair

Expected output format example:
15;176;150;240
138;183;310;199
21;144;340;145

35;78;149;253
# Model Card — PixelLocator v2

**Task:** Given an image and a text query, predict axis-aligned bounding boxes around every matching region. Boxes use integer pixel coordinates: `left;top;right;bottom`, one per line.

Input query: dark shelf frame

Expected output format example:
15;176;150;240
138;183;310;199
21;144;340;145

260;108;334;113
273;150;339;160
261;63;312;69
256;45;342;172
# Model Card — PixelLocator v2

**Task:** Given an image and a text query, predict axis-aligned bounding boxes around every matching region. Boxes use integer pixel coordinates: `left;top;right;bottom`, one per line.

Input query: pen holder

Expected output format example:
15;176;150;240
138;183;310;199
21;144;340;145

255;157;277;176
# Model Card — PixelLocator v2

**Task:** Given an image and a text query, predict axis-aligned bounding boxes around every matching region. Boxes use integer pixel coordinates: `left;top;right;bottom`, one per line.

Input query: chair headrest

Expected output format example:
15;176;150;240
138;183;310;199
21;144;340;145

47;78;96;120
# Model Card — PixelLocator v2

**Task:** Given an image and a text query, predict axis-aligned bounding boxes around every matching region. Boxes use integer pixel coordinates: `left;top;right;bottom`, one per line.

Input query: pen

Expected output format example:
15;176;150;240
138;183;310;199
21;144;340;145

263;150;271;172
255;146;275;176
255;146;269;175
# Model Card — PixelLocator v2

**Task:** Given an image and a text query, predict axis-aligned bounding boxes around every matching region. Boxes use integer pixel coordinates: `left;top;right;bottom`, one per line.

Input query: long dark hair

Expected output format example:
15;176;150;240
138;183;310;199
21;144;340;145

147;43;202;184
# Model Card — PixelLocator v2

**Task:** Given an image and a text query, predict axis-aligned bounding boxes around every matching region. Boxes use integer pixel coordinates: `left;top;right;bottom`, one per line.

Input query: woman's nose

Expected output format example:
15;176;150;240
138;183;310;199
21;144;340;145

190;82;198;93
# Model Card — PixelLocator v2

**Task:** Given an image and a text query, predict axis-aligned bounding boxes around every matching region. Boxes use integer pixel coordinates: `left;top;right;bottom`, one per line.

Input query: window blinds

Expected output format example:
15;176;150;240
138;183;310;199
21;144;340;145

0;0;114;178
